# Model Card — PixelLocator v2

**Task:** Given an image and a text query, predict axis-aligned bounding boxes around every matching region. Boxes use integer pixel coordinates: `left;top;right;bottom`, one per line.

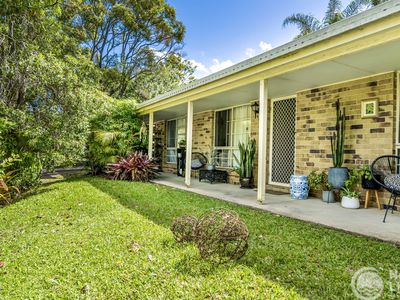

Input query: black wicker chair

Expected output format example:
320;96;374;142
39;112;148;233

370;155;400;222
191;152;208;178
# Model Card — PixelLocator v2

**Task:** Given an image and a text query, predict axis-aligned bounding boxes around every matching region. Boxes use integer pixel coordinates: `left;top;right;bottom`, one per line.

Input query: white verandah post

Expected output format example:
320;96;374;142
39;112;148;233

148;112;154;159
185;101;193;187
257;79;268;203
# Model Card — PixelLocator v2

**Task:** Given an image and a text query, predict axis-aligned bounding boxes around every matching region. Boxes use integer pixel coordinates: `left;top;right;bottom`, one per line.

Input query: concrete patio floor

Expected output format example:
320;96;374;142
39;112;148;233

153;172;400;244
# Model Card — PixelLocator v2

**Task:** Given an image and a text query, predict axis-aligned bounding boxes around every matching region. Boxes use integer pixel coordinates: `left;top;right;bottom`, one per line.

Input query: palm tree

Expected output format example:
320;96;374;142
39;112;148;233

283;0;388;38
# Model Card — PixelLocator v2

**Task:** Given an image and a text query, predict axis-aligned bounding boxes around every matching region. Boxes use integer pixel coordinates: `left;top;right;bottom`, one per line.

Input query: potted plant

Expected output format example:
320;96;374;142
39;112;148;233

178;139;186;148
359;165;380;190
341;168;361;209
308;170;335;203
233;138;256;189
328;99;348;189
206;148;217;171
341;187;361;209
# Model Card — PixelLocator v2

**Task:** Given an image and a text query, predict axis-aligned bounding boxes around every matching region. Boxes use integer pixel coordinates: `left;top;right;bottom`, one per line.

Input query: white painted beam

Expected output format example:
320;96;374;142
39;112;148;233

185;101;193;187
148;112;154;159
257;79;268;203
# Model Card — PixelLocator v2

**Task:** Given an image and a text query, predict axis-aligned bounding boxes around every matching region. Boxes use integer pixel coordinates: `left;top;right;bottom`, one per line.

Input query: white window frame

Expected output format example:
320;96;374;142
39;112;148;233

269;95;297;187
213;104;252;168
166;117;186;164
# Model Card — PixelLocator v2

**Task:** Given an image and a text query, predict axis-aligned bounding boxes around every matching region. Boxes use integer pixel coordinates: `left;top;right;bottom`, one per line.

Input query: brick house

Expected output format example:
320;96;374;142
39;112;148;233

138;1;400;203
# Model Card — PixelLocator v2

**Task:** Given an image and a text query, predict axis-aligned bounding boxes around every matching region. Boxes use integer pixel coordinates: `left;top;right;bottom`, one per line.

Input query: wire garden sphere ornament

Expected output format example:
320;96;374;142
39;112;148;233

194;208;249;263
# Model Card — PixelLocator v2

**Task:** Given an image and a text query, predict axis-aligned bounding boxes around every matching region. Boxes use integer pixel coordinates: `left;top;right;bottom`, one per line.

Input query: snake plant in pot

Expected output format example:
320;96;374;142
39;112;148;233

328;99;348;189
233;139;256;189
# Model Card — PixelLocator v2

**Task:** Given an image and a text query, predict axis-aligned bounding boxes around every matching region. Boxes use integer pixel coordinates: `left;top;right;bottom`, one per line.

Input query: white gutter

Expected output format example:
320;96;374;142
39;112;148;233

137;0;400;109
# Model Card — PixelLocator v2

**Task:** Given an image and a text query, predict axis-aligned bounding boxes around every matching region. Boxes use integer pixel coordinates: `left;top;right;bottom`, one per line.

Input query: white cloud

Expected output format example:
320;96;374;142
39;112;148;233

243;41;273;59
209;59;234;73
189;59;209;78
259;41;273;52
190;58;234;79
245;47;256;58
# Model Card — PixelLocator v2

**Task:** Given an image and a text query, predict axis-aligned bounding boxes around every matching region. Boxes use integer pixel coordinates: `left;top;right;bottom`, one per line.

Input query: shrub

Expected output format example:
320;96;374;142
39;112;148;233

87;101;147;174
107;152;158;182
0;171;20;205
171;215;198;243
194;208;249;262
0;154;21;204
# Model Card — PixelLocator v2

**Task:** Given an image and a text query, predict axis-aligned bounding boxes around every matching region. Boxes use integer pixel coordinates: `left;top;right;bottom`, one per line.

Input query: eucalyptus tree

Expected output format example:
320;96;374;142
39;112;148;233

282;0;388;38
73;0;193;100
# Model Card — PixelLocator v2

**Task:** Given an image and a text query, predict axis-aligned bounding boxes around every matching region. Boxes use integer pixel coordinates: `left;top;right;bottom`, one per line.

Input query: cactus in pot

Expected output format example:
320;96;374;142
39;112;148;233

328;99;348;189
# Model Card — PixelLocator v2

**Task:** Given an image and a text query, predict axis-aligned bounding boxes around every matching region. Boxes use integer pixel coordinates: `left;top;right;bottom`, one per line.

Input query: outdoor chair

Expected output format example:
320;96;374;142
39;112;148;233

191;152;208;178
370;155;400;222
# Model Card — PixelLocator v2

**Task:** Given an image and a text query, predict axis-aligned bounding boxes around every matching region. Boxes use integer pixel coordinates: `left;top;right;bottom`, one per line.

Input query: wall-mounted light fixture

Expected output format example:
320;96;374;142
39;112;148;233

251;101;259;118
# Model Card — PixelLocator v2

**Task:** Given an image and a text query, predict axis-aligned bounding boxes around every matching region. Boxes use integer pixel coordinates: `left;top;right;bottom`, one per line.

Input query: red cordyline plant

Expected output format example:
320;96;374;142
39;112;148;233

107;152;158;182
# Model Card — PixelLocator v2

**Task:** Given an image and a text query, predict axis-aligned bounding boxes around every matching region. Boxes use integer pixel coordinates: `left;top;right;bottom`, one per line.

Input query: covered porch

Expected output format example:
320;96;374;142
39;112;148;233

154;172;400;244
139;2;400;203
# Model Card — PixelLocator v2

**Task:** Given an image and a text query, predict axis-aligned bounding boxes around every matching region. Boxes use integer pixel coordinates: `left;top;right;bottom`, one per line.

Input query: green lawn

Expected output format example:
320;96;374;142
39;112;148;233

0;177;399;299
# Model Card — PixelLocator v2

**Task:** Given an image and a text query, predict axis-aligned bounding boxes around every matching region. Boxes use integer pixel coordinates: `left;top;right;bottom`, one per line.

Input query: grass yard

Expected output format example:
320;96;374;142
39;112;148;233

1;177;399;299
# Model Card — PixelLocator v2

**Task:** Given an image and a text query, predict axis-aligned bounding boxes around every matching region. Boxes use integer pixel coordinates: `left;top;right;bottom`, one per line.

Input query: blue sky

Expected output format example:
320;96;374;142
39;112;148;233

168;0;353;78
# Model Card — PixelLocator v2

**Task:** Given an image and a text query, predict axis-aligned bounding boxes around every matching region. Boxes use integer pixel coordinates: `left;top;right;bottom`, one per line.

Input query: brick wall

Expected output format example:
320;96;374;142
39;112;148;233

296;72;397;204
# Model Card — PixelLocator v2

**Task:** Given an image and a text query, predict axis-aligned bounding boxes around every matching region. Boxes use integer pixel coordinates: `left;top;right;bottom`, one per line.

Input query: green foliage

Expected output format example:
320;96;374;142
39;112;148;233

87;100;146;174
330;99;346;168
341;165;373;198
358;164;373;180
308;170;333;191
233;139;256;178
283;0;388;38
0;0;192;192
342;168;362;198
0;154;21;204
341;187;360;198
0;170;20;205
72;0;194;100
0;0;109;190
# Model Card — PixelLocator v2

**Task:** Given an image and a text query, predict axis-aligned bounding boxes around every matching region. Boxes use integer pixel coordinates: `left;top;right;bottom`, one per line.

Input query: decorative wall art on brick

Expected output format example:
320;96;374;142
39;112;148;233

361;99;378;118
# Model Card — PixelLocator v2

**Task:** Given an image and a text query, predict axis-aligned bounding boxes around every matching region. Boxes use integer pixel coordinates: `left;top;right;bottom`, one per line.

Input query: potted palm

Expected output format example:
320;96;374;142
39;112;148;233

328;99;348;189
233;139;256;189
308;171;335;203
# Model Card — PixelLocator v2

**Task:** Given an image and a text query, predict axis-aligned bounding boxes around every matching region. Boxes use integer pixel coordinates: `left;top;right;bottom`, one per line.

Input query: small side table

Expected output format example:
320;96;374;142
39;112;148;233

364;189;381;209
199;169;228;184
